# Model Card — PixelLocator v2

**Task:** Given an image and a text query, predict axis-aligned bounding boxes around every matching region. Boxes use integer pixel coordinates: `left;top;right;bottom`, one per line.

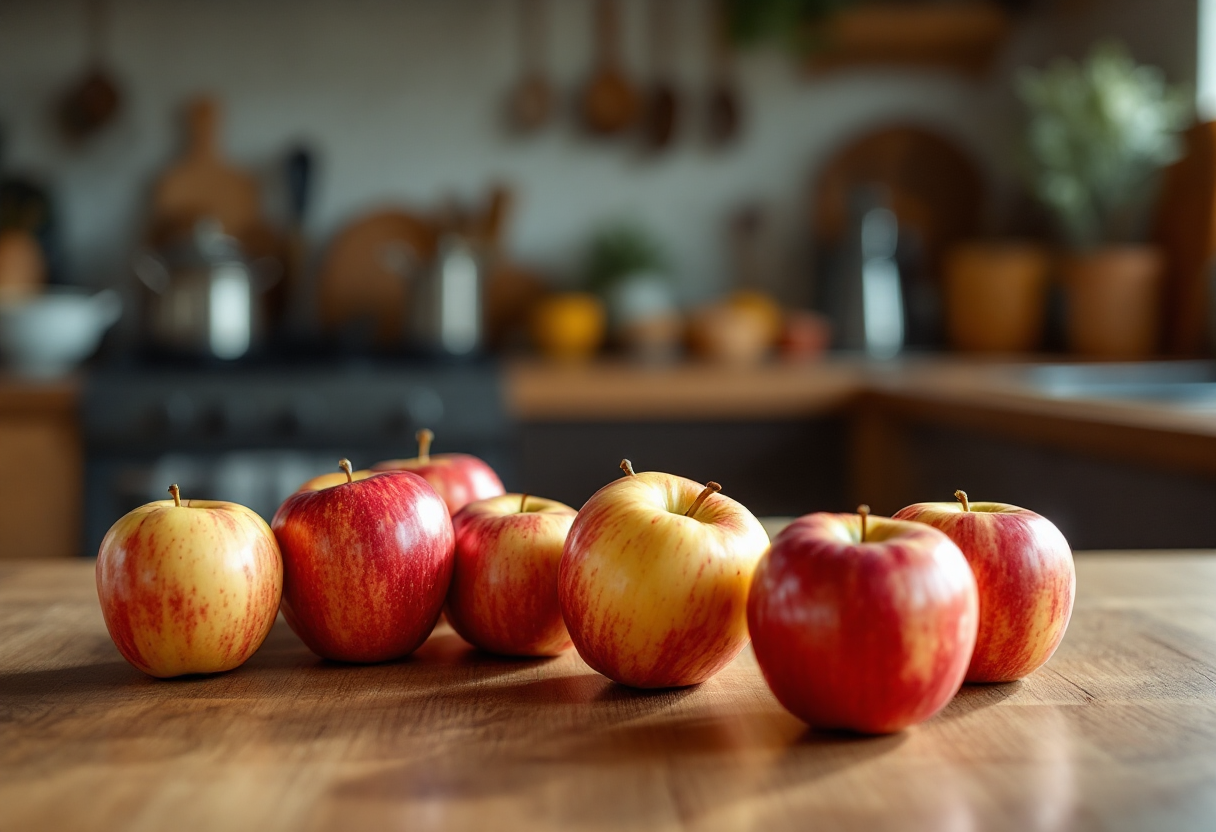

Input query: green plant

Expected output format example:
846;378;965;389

584;224;667;292
724;0;852;52
1016;41;1191;248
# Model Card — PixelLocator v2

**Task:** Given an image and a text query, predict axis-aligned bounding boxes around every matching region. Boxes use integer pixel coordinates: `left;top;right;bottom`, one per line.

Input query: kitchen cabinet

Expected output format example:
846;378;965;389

518;419;850;517
0;378;81;559
4;357;1213;557
508;358;1216;549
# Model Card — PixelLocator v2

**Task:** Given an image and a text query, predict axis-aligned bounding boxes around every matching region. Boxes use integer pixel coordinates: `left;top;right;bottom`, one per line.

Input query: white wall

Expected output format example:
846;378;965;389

0;0;1194;306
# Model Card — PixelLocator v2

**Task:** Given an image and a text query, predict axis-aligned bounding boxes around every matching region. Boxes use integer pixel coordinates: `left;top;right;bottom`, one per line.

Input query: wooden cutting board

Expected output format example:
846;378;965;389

1154;121;1216;355
316;210;440;346
812;125;986;281
150;96;261;242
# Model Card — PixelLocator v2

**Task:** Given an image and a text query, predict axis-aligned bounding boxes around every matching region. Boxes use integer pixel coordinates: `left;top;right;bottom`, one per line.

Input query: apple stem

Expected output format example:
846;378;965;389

858;504;870;542
685;482;722;518
620;459;636;477
416;428;434;464
520;493;529;513
168;484;181;507
954;490;970;512
339;459;353;484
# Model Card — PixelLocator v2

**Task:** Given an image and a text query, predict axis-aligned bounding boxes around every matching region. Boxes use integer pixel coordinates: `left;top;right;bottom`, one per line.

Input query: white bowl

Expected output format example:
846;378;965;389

0;287;122;378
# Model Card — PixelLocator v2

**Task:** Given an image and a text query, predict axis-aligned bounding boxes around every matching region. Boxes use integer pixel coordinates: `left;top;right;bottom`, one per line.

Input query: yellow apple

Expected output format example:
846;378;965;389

96;485;283;678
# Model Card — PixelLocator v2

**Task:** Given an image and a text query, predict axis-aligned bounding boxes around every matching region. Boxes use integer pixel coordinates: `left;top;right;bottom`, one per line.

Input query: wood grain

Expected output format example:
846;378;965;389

2;554;1216;831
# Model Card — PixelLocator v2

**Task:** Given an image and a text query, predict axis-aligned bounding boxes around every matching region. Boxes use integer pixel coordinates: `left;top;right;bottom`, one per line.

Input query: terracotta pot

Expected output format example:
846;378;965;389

944;242;1050;353
1061;246;1164;360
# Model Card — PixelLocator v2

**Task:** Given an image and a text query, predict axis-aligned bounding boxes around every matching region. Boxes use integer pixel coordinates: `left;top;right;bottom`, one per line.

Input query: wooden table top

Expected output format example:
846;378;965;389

3;553;1216;832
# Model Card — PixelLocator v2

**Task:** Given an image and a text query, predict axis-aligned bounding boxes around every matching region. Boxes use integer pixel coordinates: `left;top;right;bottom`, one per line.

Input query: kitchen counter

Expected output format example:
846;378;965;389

3;552;1216;831
505;358;1216;475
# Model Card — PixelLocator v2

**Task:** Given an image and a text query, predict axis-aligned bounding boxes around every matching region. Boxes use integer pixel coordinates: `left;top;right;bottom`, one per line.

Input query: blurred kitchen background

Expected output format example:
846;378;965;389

0;0;1213;558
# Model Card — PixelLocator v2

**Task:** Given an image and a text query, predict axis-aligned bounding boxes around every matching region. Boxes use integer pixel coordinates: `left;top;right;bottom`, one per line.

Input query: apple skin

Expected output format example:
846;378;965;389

893;499;1075;683
96;497;283;678
271;470;455;663
748;512;978;734
446;494;577;657
371;454;505;515
558;471;770;689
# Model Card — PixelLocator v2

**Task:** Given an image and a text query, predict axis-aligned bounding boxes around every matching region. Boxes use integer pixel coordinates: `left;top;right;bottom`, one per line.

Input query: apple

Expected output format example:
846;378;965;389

271;459;455;663
294;466;373;492
558;459;770;688
96;484;283;678
748;507;978;734
371;428;505;515
446;493;577;657
893;490;1075;683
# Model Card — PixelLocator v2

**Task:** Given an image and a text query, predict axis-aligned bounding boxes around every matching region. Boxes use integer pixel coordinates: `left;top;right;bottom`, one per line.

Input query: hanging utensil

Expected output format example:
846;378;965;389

640;0;679;152
706;0;741;149
58;0;122;144
580;0;639;137
281;144;314;332
506;0;553;134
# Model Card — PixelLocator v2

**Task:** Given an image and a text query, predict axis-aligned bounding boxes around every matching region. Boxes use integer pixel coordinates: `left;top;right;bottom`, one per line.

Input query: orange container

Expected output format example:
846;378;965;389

944;242;1050;353
1061;246;1164;360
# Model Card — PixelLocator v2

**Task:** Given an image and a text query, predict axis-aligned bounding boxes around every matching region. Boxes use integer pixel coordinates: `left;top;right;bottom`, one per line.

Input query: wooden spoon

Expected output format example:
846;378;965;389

706;0;741;148
581;0;639;137
506;0;552;134
641;0;679;152
58;0;121;144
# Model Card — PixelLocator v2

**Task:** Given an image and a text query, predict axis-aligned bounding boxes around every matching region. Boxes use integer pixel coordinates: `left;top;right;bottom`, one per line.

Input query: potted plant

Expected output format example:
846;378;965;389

1017;42;1191;359
585;223;681;361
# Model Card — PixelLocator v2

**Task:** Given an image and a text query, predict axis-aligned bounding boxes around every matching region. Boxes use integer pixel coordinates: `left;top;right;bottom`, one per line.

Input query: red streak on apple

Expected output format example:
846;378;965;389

893;500;1075;683
748;513;978;734
559;471;769;689
272;470;455;663
96;498;283;678
371;454;505;516
446;494;576;657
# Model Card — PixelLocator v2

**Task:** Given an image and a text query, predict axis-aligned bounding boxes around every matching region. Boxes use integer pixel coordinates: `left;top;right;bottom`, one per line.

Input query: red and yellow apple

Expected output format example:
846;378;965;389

372;428;505;515
748;507;978;734
446;493;577;657
559;460;770;688
272;460;455;663
96;484;283;678
294;467;373;492
893;490;1074;683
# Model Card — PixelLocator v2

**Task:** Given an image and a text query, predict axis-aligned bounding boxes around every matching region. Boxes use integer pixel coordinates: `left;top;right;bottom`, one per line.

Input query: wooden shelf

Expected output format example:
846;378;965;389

805;2;1012;75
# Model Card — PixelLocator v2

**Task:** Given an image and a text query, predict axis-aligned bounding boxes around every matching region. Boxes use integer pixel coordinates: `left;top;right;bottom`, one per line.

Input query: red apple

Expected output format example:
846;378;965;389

446;493;577;657
271;460;454;663
96;484;283;678
893;490;1075;683
372;428;505;515
559;460;770;688
748;507;978;734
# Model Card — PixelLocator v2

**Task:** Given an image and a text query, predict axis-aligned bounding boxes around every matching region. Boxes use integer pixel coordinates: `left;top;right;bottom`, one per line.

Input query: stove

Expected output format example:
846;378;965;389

81;360;511;554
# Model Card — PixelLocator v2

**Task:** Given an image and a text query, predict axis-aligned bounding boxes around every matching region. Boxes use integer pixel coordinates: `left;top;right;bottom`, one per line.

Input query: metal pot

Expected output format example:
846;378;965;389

407;234;484;357
135;219;279;361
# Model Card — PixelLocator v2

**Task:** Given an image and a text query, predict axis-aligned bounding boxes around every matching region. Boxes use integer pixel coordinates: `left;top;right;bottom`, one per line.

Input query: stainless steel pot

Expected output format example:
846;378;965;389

135;219;278;361
407;234;483;357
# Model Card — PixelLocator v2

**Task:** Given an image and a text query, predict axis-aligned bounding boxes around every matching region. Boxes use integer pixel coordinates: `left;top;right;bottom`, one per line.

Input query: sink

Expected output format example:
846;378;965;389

1022;361;1216;407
